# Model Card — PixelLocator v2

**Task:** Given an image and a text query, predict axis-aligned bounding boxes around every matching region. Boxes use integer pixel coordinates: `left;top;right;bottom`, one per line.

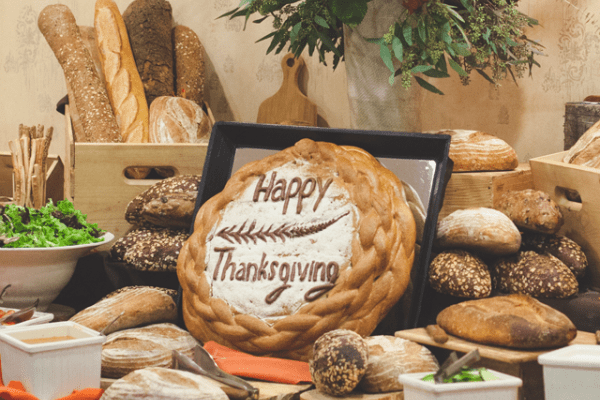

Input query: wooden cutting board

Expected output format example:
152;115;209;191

300;389;404;400
257;53;317;127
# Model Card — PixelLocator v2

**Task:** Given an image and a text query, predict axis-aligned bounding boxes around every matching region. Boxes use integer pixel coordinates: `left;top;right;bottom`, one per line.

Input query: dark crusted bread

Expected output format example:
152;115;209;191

436;294;577;349
110;226;189;272
173;25;205;107
125;175;201;229
490;250;578;298
494;189;564;234
428;250;492;299
521;232;587;278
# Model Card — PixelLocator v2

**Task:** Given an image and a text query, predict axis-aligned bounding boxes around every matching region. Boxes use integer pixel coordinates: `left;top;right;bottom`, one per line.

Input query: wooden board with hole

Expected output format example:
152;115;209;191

530;151;600;290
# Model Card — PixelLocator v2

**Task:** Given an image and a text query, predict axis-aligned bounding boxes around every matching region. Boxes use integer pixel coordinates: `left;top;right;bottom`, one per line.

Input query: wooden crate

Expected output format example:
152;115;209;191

438;164;533;219
0;152;64;205
529;151;600;290
63;105;208;247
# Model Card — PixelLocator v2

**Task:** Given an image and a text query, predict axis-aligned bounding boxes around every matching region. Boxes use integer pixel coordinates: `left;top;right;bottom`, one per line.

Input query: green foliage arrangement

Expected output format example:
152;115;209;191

221;0;543;94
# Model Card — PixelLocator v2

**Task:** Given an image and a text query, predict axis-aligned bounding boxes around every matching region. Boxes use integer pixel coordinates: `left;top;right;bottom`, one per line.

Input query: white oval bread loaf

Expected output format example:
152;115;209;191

436;208;521;256
427;129;518;172
359;336;438;393
38;4;121;143
149;96;211;144
69;286;177;334
95;0;149;144
100;367;228;400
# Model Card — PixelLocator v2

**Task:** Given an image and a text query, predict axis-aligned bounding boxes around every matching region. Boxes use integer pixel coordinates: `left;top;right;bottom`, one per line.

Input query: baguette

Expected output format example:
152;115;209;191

38;4;121;143
94;0;149;144
173;25;205;107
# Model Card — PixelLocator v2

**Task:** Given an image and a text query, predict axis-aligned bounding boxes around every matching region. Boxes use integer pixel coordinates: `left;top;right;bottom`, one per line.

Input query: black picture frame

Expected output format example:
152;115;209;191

179;121;452;332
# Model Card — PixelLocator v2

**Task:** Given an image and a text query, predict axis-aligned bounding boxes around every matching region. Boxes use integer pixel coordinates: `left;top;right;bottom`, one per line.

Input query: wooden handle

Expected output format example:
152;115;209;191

426;324;449;344
281;53;304;92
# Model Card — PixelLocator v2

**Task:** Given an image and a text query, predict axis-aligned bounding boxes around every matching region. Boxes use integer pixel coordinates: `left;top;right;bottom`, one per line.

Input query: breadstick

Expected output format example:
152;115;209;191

426;324;449;344
8;140;23;206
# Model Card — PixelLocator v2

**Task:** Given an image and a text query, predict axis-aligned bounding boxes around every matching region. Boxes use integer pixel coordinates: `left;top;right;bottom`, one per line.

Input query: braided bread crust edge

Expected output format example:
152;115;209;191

177;139;416;360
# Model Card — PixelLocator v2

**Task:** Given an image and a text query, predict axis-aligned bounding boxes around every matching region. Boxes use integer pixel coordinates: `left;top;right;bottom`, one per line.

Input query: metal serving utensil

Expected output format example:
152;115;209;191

0;298;39;325
173;345;259;400
433;349;481;384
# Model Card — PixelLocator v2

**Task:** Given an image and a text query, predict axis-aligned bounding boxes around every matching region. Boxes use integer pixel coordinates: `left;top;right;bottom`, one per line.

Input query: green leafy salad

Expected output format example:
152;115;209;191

422;367;499;383
0;200;105;248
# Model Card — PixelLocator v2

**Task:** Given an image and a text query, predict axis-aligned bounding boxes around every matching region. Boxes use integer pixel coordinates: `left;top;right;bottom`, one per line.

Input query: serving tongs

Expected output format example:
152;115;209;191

173;345;259;400
0;298;39;325
433;349;481;384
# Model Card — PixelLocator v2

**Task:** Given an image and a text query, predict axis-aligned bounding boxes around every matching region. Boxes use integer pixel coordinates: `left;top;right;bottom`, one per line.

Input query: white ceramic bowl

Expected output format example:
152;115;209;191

0;233;114;311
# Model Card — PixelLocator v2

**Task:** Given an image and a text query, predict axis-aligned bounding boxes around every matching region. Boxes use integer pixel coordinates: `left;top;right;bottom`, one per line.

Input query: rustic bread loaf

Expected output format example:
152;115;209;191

95;0;149;144
521;232;587;278
102;323;198;378
100;367;228;400
435;208;521;256
69;286;177;334
123;0;174;106
493;251;579;298
489;255;518;293
38;4;121;143
110;227;189;272
436;294;577;349
494;189;564;234
427;129;518;172
149;96;211;144
563;119;600;168
428;249;492;298
359;336;438;393
173;25;205;107
125;175;201;229
310;330;368;396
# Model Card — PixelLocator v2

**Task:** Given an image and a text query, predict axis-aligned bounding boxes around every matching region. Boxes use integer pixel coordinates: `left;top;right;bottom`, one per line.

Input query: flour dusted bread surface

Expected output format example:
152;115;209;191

359;336;439;393
436;294;577;349
149;96;211;144
178;138;417;360
69;286;177;334
563;119;600;168
100;367;228;400
427;129;518;172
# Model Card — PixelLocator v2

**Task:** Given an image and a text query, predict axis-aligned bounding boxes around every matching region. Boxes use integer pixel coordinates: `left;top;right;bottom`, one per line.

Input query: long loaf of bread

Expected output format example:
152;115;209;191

173;25;205;107
38;4;121;143
94;0;149;144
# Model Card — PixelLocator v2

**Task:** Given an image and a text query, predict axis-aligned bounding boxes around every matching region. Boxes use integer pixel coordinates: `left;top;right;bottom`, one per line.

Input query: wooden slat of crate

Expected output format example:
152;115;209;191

72;142;207;243
529;151;600;290
439;164;533;219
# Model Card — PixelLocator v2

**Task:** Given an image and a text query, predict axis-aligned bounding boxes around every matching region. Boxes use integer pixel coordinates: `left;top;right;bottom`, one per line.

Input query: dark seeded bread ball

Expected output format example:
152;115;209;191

310;329;368;396
521;232;588;278
428;250;492;298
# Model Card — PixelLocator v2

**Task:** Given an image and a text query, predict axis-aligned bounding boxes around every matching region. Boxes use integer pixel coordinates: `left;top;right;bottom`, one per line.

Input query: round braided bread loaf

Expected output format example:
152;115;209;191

177;138;416;360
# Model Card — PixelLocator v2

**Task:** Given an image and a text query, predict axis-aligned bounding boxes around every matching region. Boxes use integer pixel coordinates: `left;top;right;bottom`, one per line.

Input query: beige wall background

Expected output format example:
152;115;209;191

0;0;598;163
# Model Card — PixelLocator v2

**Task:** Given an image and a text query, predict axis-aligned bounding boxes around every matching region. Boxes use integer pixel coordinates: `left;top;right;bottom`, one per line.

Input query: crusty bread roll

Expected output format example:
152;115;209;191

437;294;577;349
563;119;600;168
359;336;438;393
100;367;228;400
435;208;521;256
494;189;564;234
521;232;587;278
149;96;211;144
173;25;205;107
427;129;518;172
38;4;121;143
428;249;492;299
69;286;177;334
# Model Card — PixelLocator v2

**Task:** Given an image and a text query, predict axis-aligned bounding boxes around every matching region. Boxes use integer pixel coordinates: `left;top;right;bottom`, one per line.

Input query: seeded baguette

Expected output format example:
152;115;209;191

38;4;121;143
173;25;205;107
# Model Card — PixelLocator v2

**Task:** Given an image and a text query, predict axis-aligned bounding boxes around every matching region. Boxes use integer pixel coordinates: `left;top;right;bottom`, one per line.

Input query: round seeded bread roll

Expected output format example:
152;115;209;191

436;208;521;256
359;336;438;393
310;329;368;396
436;294;577;349
428;250;492;298
521;232;587;279
494;189;564;234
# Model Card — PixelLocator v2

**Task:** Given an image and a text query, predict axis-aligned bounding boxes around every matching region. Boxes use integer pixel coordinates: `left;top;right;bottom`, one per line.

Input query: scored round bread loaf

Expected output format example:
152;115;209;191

102;323;198;378
69;286;177;334
178;138;416;360
426;129;518;172
100;367;228;400
494;189;563;234
125;175;201;229
173;25;205;107
521;232;587;278
435;208;521;256
110;226;189;272
436;294;577;349
563;119;600;168
359;336;438;393
428;250;492;298
149;96;211;144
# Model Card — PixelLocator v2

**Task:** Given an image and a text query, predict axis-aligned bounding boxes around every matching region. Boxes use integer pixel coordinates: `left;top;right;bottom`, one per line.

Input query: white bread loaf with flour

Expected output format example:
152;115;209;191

94;0;149;144
563;119;600;168
38;4;121;143
149;96;211;144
